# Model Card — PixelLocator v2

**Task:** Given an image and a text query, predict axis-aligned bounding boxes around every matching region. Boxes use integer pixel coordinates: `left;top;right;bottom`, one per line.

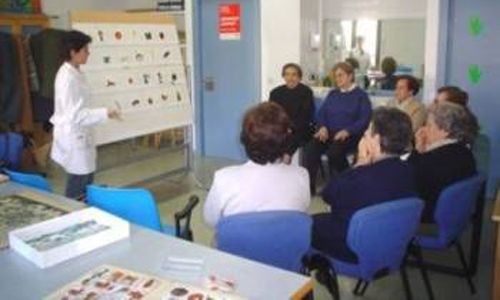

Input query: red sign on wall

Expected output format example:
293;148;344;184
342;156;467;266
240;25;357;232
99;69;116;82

219;3;241;40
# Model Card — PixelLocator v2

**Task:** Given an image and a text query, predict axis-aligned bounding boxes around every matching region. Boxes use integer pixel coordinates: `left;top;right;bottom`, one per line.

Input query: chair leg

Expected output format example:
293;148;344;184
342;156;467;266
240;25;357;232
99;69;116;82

359;281;369;296
352;279;369;296
316;267;339;300
413;244;435;300
456;241;476;294
352;279;363;295
469;183;486;276
330;268;340;300
307;254;339;300
400;266;413;300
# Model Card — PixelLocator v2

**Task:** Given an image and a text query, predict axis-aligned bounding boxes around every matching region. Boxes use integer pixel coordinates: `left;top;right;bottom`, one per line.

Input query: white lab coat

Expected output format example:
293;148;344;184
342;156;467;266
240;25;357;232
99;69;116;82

50;62;108;175
351;48;371;77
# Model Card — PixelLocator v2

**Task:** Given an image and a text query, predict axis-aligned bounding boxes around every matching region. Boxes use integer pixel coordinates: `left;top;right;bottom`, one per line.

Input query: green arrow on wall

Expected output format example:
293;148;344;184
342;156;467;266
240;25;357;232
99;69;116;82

468;65;482;84
469;16;484;36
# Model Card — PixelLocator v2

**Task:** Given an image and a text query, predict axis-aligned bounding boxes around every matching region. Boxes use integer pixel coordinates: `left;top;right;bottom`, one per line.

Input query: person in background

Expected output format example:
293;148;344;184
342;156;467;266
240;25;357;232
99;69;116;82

203;102;310;227
380;56;398;90
303;62;372;194
387;75;426;132
50;30;121;200
345;57;367;89
312;107;416;263
409;102;478;223
434;85;469;106
350;36;371;80
322;67;336;87
270;63;314;164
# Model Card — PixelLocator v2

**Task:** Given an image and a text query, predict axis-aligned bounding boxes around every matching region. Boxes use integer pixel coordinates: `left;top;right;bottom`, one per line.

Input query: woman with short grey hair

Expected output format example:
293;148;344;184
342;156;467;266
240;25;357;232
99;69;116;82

426;102;478;146
409;102;478;223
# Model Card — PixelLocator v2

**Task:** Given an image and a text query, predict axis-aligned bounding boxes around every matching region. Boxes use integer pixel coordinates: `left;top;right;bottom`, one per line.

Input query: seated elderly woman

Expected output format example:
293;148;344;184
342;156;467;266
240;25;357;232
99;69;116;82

409;102;478;223
312;107;416;262
304;62;372;195
203;102;311;227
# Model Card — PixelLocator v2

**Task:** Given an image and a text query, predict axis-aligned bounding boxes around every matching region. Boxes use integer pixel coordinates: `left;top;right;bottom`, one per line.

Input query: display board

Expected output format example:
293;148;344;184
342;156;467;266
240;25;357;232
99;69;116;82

71;11;193;146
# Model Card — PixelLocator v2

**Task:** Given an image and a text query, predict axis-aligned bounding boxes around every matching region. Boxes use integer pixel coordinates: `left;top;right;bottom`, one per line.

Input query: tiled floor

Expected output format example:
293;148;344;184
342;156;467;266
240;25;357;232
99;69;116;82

46;143;495;300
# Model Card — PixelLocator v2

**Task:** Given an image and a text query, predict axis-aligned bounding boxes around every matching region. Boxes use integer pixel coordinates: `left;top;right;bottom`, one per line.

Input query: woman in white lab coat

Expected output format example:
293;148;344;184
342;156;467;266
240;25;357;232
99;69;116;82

50;30;120;200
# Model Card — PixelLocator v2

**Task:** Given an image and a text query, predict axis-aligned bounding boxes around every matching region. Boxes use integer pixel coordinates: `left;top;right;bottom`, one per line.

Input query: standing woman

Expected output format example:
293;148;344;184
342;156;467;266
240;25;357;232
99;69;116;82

270;63;314;164
50;30;120;200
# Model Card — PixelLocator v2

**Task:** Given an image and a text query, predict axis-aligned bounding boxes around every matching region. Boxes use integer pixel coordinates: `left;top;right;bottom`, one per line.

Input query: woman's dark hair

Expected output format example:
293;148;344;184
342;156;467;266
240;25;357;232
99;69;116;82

240;102;291;164
345;57;360;69
61;30;92;61
437;86;469;107
370;107;413;154
281;63;303;79
381;56;397;76
396;75;420;95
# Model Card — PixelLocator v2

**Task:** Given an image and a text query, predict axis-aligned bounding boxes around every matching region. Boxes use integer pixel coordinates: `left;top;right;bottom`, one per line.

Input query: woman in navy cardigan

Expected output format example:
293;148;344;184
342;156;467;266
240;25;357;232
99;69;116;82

312;107;417;263
303;62;372;194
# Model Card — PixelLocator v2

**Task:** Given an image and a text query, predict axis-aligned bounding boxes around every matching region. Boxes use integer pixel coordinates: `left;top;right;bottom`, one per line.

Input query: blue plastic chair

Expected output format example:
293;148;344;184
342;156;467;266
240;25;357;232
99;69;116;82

308;198;434;300
3;169;52;192
0;132;23;170
313;96;324;122
415;174;484;294
216;211;312;273
86;185;199;240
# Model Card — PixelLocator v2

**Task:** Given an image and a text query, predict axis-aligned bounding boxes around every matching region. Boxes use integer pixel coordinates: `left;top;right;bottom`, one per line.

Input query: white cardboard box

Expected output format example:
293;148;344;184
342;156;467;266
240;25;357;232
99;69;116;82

9;207;130;269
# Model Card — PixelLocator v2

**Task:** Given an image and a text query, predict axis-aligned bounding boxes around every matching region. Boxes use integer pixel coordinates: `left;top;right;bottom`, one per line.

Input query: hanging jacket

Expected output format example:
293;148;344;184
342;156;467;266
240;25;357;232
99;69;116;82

0;32;21;123
30;28;65;99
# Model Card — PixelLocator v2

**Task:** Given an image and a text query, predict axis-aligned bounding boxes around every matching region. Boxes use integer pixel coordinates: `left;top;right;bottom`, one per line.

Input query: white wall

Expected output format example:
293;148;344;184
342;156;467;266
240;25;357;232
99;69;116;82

300;0;321;83
379;19;426;78
42;0;156;29
422;0;448;103
260;0;301;100
322;0;426;20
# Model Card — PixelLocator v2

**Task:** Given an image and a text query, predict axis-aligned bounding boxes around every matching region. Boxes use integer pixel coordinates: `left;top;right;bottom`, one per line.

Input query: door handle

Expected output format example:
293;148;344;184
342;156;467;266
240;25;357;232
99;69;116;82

203;76;215;91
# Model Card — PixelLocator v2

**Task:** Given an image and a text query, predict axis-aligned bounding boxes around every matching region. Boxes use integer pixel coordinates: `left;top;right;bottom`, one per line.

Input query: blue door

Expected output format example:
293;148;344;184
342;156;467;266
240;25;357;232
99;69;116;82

196;0;260;160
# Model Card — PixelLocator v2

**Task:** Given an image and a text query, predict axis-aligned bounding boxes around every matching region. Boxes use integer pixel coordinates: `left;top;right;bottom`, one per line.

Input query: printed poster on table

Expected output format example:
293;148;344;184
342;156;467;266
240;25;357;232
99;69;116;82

219;3;241;40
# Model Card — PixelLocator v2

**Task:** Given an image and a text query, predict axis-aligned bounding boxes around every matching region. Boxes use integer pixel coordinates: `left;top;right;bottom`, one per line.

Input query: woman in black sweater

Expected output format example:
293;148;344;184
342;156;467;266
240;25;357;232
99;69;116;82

270;63;314;163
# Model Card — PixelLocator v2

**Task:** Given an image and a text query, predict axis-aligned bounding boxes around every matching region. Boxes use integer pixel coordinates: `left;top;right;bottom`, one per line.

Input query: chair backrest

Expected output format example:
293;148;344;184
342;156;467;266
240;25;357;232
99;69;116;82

314;97;324;123
86;185;162;231
0;132;23;170
216;211;312;273
347;198;424;280
4;169;52;192
434;175;484;246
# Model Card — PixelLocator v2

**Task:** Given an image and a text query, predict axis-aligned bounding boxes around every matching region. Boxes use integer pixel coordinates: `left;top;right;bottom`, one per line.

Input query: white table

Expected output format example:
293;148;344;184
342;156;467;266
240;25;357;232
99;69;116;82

0;182;313;299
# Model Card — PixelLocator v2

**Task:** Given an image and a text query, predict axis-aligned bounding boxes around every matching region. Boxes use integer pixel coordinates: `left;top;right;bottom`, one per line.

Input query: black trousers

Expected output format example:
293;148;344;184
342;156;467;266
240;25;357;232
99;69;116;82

303;138;354;194
312;212;358;263
65;173;94;201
